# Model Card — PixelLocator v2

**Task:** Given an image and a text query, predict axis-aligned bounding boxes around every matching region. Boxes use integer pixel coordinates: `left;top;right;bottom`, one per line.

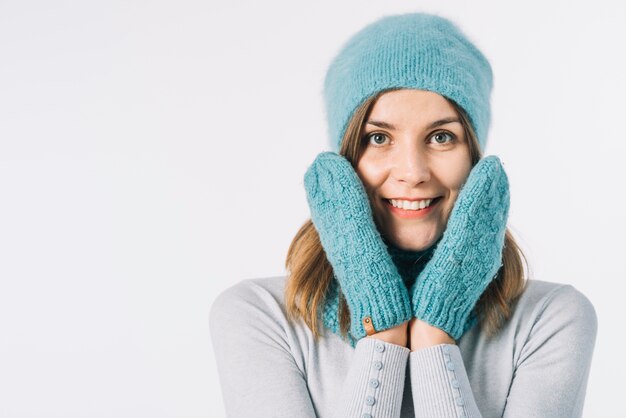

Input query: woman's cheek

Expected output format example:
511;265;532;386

442;154;472;197
356;155;388;190
438;156;471;226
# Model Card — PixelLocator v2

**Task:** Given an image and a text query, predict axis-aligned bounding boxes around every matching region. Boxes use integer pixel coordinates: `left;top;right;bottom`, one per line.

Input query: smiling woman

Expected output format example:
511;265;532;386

305;87;527;347
209;12;597;418
356;90;473;250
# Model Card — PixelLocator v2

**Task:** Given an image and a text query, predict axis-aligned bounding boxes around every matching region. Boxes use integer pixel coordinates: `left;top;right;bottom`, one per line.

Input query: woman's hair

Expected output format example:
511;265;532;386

285;89;528;340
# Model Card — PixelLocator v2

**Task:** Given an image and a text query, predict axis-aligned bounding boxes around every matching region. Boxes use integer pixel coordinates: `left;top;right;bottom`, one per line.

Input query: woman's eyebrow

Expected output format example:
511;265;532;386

428;117;461;128
366;120;396;130
366;117;461;130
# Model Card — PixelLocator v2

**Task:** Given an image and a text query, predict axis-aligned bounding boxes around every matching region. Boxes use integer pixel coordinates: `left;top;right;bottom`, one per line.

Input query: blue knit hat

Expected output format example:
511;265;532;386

324;13;493;152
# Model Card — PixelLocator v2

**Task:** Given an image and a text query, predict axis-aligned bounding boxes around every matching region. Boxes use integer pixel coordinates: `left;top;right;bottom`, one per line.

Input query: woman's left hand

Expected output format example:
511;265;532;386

410;155;510;342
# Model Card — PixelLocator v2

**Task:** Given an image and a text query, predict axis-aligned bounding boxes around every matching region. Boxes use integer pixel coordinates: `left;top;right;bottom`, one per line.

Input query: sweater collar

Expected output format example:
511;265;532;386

383;237;439;286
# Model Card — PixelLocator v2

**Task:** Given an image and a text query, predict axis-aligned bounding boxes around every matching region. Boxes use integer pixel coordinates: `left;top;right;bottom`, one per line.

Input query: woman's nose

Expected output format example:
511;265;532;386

391;147;431;186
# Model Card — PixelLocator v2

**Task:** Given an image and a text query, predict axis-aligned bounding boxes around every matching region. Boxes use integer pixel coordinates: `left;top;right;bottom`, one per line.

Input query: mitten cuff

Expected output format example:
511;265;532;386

411;277;474;340
347;288;412;339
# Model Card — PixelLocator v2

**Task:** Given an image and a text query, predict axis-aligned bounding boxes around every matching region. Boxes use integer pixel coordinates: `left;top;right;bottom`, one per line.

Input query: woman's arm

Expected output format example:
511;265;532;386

405;156;510;417
408;321;482;417
502;285;597;417
409;343;481;417
210;281;317;417
334;338;410;418
406;285;598;418
210;279;412;418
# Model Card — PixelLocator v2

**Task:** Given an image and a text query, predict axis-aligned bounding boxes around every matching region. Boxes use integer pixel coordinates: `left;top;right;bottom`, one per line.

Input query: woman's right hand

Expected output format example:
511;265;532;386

368;321;409;347
304;151;412;341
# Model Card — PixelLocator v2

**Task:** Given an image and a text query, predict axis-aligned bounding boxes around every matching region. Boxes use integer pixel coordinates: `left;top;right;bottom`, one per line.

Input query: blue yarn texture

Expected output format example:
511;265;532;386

324;13;493;152
305;152;509;344
410;155;509;340
321;243;437;347
304;152;412;340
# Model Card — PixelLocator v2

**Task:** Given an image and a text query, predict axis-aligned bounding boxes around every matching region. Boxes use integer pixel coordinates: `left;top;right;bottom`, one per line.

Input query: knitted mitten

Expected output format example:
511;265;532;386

304;152;411;340
410;156;510;341
320;280;358;347
320;244;435;347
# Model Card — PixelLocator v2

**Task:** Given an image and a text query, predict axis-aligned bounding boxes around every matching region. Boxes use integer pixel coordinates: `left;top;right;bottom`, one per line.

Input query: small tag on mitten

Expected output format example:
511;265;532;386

362;316;376;336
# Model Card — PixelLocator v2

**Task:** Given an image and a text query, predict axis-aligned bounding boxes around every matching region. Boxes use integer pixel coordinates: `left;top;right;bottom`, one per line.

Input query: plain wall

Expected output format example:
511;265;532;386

1;0;624;416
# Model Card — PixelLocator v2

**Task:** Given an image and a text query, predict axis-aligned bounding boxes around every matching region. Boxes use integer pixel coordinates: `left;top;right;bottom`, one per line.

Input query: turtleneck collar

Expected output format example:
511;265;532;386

383;237;440;287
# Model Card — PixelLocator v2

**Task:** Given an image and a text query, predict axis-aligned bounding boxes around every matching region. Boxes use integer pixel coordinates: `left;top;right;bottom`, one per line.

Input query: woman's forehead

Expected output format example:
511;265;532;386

367;90;459;123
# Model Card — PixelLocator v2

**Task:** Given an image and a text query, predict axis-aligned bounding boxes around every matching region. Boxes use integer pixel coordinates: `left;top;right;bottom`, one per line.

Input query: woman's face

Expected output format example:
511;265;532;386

356;89;472;251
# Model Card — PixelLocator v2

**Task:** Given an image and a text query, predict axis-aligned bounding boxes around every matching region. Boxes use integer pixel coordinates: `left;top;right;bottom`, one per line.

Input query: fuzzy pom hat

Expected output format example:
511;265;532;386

324;13;493;152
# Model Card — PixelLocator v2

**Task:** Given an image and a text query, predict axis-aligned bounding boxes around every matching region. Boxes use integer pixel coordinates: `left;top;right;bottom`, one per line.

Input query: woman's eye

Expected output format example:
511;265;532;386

429;131;455;145
367;133;389;146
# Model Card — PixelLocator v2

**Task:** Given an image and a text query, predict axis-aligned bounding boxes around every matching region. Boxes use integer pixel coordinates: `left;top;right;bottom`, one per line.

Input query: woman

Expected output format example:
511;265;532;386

210;13;597;418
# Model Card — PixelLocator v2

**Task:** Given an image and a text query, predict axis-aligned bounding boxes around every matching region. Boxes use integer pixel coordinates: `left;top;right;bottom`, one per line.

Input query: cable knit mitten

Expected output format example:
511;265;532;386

410;156;510;340
321;244;435;347
304;152;412;340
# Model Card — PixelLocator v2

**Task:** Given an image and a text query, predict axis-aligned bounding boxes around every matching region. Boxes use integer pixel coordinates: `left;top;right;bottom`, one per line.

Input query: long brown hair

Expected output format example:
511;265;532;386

285;89;528;340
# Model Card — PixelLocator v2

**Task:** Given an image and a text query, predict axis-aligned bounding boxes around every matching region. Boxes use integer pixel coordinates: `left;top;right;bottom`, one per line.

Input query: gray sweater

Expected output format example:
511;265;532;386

210;277;597;417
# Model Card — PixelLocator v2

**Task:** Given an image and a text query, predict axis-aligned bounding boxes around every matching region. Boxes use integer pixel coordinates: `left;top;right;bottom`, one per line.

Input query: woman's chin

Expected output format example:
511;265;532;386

386;234;439;252
377;220;444;252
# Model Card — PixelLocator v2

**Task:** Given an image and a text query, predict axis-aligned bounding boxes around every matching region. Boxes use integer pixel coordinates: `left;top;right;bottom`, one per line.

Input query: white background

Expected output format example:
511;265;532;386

1;0;624;417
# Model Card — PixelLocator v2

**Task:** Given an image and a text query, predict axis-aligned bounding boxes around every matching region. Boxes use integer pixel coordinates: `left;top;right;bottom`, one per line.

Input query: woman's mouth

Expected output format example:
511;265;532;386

384;197;442;218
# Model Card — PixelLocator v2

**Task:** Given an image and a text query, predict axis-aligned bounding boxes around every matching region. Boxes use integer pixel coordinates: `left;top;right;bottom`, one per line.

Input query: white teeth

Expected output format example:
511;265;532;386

390;198;433;211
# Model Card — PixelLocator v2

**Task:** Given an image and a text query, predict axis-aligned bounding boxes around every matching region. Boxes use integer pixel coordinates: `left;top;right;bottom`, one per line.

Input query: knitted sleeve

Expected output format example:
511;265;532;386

409;344;482;417
502;285;597;417
333;338;409;418
209;280;410;418
209;281;317;417
408;284;598;417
